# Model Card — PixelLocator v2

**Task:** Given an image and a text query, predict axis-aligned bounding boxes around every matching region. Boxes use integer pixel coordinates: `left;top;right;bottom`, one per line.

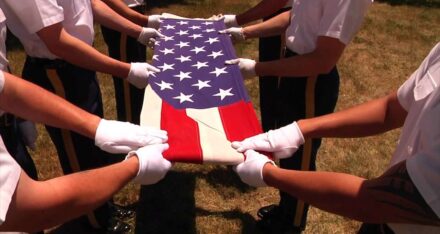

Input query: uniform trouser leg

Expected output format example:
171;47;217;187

101;21;146;126
276;67;340;230
0;115;37;179
22;57;112;229
259;35;283;131
259;7;290;131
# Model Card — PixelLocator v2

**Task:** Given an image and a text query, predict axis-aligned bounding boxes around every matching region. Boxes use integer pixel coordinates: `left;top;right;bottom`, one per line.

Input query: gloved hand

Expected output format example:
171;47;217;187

127;62;160;89
219;27;245;42
95;119;168;154
126;143;171;185
225;58;256;79
223;14;239;28
234;150;275;187
147;14;163;29
231;122;305;159
137;27;165;46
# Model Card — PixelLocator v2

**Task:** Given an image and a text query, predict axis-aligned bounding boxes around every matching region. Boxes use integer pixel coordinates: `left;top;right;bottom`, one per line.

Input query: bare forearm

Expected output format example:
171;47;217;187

263;164;369;221
255;37;346;77
242;11;290;39
0;72;100;138
1;157;139;233
236;0;288;25
102;0;148;26
92;0;143;38
37;24;130;78
263;162;440;225
299;92;406;139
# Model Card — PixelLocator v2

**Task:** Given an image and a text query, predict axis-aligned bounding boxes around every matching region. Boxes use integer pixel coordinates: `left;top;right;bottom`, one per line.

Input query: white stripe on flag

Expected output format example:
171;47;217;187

141;85;162;128
187;108;243;164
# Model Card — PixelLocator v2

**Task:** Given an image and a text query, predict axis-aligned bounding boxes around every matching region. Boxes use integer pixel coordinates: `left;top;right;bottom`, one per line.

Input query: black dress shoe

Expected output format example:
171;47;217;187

256;204;302;234
257;204;280;219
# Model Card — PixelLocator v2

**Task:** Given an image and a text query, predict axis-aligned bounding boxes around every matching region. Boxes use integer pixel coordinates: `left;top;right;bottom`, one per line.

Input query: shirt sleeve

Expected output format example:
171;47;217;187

398;43;440;111
318;0;372;45
0;139;21;226
2;0;64;34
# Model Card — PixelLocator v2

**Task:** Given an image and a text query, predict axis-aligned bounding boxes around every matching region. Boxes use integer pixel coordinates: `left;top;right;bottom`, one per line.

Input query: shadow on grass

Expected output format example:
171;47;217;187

135;167;261;234
376;0;440;7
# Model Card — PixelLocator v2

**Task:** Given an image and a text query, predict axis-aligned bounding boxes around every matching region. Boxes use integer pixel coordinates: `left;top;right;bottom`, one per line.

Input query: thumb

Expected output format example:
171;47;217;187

157;143;170;152
225;58;240;65
146;63;161;73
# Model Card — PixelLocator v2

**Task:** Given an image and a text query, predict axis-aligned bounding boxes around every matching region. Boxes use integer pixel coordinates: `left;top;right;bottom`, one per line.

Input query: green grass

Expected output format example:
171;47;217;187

6;0;440;233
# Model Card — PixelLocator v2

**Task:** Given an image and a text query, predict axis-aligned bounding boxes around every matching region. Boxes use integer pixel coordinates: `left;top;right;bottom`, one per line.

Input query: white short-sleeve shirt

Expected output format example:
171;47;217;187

285;0;373;55
124;0;145;8
0;0;94;59
0;9;8;71
387;43;440;233
0;129;21;226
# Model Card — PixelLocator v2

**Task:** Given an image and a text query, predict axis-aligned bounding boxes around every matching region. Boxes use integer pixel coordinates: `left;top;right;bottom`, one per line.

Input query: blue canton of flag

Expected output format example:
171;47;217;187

150;18;249;110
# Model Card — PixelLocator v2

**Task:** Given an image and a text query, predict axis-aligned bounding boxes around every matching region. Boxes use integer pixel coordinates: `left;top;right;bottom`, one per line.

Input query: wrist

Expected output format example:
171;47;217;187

124;155;140;178
242;27;249;40
262;163;277;186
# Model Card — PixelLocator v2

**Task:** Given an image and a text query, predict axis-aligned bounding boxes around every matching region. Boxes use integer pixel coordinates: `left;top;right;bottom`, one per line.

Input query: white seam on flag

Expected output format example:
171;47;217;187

141;85;162;128
187;108;243;165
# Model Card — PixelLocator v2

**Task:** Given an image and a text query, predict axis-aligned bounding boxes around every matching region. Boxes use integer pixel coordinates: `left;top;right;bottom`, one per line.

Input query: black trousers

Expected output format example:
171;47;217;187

100;5;146;125
261;48;340;230
22;56;112;229
0;114;37;179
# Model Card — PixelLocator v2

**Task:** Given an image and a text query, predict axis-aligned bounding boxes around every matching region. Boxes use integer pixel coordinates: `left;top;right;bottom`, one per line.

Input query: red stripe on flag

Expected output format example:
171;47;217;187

161;101;203;163
219;101;263;142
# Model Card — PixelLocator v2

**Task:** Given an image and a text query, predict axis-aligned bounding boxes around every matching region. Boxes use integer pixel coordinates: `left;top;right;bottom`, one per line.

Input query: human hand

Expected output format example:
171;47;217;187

234;150;275;187
219;27;245;42
225;58;256;79
223;14;238;27
95;119;167;154
127;62;160;88
231;122;305;159
137;27;165;46
126;143;171;185
147;14;163;29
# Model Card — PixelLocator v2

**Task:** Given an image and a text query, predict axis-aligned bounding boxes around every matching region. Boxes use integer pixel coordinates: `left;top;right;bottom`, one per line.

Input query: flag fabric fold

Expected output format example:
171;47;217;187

140;18;263;164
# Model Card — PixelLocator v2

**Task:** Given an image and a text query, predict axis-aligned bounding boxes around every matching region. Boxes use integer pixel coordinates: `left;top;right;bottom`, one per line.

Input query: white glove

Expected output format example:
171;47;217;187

225;58;256;79
126;143;171;185
231;122;305;159
137;27;165;46
95;119;168;154
127;62;160;89
223;14;239;28
234;150;275;187
219;27;245;42
147;15;162;29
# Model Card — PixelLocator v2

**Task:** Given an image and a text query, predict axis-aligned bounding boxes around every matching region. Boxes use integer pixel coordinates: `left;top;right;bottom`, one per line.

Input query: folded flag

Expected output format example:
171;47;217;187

140;18;262;164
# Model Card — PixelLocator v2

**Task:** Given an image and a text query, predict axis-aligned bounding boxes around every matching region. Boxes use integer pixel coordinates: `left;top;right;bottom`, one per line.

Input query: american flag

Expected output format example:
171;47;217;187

141;18;262;164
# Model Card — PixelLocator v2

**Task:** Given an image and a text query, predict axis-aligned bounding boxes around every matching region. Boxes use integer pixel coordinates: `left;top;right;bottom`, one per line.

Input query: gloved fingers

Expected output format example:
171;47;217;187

273;148;297;159
99;144;134;154
155;30;166;39
231;134;271;152
145;63;161;73
148;38;156;49
140;126;168;139
218;28;231;34
225;58;240;65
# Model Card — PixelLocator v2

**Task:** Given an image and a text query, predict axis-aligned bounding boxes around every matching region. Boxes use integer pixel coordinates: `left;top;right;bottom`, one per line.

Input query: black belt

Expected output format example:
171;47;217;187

27;56;67;69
